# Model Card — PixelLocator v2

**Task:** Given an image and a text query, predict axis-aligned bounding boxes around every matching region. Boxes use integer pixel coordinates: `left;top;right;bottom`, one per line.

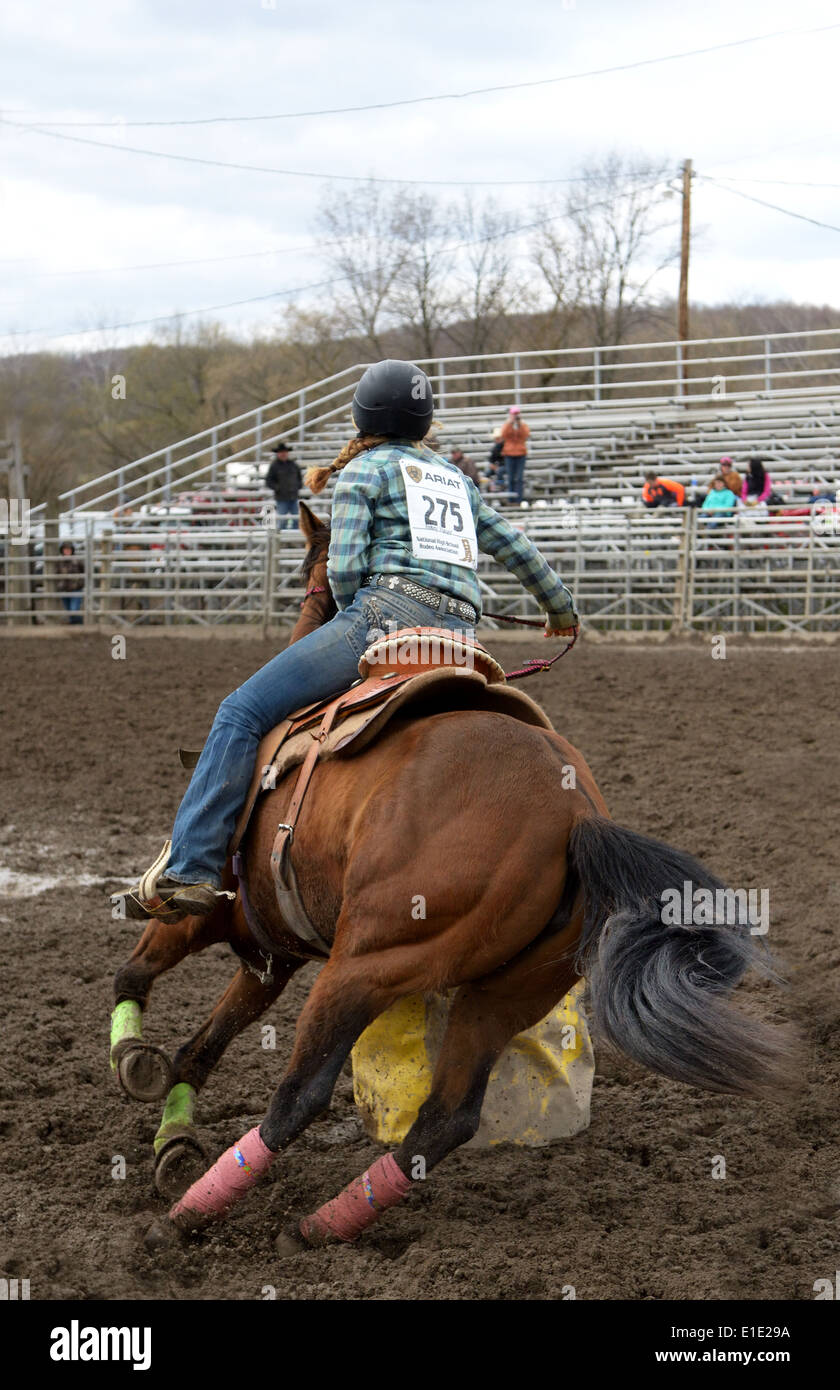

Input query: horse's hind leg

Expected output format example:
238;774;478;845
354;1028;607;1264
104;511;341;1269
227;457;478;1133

289;939;582;1249
167;951;401;1230
153;957;300;1200
111;888;235;1102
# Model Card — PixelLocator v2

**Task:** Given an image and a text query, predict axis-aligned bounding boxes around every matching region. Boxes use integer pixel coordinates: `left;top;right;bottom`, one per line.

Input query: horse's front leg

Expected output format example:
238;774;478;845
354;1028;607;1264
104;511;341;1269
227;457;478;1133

167;950;397;1231
110;889;235;1102
153;956;300;1200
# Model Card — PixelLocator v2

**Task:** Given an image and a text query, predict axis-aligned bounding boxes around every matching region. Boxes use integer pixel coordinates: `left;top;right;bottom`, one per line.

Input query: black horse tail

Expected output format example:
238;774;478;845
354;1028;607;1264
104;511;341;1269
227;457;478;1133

568;814;796;1098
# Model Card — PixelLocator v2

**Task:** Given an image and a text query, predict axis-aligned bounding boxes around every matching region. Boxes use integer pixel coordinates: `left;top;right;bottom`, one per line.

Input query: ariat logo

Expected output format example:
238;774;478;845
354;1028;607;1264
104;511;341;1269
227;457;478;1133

405;464;423;483
461;539;474;562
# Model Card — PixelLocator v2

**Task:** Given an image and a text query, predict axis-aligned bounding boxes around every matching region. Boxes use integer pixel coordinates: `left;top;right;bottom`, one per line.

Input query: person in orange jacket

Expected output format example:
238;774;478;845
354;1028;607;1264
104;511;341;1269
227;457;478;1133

642;472;686;508
499;406;530;504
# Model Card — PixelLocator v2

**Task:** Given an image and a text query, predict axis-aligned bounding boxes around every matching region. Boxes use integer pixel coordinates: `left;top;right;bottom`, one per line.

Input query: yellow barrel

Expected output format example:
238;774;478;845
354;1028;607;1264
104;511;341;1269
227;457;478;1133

351;982;594;1147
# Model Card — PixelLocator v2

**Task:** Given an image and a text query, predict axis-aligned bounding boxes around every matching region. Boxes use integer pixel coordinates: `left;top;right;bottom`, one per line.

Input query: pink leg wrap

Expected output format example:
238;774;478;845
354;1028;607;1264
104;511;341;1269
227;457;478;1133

299;1153;412;1246
169;1125;274;1228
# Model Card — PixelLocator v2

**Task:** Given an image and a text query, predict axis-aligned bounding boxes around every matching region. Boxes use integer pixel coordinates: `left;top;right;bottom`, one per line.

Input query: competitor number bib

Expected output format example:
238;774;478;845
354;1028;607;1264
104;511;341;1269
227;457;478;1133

399;459;479;570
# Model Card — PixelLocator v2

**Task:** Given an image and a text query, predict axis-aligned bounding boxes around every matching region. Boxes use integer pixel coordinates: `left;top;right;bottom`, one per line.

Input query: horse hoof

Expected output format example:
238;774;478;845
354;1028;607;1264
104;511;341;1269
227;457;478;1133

154;1136;209;1202
274;1225;310;1259
116;1042;173;1102
169;1203;214;1234
142;1219;174;1255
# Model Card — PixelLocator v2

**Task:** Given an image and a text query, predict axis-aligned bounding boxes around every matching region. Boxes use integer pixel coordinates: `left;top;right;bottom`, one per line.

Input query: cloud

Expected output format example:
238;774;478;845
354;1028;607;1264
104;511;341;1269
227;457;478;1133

2;0;839;351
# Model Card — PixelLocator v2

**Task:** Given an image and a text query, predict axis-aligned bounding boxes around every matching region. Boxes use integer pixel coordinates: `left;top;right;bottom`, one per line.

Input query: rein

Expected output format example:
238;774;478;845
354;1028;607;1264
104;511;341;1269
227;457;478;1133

482;611;578;681
302;584;327;606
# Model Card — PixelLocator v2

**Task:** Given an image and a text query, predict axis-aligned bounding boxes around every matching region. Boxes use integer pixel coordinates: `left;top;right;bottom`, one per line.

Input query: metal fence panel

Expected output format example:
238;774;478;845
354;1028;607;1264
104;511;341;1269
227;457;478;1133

5;513;839;635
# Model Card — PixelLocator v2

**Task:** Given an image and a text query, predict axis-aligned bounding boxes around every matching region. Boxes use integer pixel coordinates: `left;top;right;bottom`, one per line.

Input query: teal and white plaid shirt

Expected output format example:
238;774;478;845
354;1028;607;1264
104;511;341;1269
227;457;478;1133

326;440;577;625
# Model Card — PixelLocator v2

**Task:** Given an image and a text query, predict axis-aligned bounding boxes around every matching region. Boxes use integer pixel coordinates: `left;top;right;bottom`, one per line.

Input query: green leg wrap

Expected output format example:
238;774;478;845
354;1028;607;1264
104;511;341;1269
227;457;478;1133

154;1083;197;1156
109;999;142;1070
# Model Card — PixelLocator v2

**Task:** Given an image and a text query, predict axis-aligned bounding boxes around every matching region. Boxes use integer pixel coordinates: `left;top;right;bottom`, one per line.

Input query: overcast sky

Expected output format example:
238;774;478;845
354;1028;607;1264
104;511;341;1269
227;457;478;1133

2;0;839;356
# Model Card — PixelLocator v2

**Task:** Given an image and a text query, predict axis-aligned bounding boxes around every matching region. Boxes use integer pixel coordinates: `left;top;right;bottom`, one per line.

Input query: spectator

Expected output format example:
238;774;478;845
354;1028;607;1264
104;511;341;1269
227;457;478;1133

499;406;530;504
449;446;481;487
719;456;742;496
741;456;772;507
642;472;686;508
56;541;84;624
701;476;739;512
264;442;302;528
486;428;504;491
810;484;836;505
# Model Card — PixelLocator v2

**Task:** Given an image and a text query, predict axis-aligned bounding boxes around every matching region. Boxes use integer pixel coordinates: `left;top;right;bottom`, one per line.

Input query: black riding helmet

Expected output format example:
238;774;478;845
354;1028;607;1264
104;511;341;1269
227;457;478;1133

351;359;434;440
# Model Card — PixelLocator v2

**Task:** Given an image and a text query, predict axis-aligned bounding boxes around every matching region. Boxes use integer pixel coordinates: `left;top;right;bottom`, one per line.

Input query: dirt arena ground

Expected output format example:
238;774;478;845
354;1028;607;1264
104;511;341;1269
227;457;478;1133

1;631;837;1302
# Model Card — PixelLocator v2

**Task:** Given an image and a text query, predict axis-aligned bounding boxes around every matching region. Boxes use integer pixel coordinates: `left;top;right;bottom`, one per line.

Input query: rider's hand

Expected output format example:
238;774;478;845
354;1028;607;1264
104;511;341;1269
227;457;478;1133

544;620;580;639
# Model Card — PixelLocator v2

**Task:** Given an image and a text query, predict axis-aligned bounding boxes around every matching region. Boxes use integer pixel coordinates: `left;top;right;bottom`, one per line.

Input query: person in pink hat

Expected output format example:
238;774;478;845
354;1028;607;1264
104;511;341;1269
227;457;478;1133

718;456;742;497
499;405;530;503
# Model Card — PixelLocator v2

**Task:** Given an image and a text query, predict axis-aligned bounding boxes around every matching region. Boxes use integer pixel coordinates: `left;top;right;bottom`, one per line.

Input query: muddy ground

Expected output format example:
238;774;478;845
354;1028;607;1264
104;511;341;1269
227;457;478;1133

0;632;837;1301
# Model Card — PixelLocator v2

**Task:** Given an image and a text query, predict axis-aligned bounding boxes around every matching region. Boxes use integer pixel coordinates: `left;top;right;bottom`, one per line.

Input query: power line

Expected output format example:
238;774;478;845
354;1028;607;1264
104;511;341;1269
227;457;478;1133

0;279;345;343
1;176;668;346
0;188;576;284
0;119;609;187
0;238;350;281
16;156;831;286
11;22;840;128
698;176;840;236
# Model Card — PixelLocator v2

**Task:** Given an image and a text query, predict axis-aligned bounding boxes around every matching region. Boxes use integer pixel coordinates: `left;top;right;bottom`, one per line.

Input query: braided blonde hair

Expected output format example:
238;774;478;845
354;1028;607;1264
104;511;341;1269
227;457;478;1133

304;434;389;495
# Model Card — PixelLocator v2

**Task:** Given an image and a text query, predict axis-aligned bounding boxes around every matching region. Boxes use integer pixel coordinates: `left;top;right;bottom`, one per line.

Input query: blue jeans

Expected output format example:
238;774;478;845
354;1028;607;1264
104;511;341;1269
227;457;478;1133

274;499;298;528
166;584;477;885
61;594;83;624
504;455;526;503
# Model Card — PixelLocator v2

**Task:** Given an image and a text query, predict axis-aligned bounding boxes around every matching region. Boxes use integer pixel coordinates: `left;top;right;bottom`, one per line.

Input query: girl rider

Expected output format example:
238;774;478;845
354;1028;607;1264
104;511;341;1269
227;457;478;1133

118;360;579;923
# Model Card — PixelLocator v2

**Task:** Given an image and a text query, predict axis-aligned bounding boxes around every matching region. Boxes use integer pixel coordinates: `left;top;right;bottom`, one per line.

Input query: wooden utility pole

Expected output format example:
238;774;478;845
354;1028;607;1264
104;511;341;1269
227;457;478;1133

678;158;692;341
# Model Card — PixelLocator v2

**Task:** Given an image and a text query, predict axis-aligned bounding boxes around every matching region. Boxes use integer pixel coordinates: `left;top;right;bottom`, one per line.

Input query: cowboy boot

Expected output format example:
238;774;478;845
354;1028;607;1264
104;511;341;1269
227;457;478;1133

112;840;234;923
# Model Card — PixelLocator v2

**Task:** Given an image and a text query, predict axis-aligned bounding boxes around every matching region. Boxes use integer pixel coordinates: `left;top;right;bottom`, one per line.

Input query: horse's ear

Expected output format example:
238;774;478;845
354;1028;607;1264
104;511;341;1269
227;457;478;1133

298;501;326;543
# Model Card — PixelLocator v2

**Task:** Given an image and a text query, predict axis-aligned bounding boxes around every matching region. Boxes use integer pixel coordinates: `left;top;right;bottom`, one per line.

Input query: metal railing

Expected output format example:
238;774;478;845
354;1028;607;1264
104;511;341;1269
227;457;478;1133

6;509;839;634
41;326;840;521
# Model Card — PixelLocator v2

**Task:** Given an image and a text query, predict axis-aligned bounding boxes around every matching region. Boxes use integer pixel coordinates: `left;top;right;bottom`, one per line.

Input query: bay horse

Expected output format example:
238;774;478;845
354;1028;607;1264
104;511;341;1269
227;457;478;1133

112;502;793;1250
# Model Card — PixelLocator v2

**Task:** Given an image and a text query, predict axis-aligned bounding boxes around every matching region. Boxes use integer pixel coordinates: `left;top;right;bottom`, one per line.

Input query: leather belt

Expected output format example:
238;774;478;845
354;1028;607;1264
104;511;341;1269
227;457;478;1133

365;573;477;624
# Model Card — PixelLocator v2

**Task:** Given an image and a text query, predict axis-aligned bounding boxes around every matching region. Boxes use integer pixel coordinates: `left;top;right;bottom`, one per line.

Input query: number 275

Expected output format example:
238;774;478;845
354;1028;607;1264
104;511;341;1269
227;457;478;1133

422;495;463;532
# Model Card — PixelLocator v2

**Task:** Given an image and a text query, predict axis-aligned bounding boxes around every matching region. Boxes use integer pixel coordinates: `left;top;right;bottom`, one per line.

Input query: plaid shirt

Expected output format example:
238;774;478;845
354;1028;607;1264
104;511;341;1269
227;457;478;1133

327;441;577;624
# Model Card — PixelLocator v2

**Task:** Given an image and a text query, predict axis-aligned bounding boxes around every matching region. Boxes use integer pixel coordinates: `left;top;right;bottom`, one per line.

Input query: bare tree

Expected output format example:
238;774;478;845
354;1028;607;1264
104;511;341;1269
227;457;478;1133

528;214;582;352
448;195;522;358
562;154;678;348
315;181;412;355
388;191;459;360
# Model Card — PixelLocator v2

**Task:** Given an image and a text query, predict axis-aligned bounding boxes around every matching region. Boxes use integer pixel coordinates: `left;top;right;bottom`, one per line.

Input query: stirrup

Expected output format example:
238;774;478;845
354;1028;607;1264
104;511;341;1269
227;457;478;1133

110;839;233;923
139;839;173;900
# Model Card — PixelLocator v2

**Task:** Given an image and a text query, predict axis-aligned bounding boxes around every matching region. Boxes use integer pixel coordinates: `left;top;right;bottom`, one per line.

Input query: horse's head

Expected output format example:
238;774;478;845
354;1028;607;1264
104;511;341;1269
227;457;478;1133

289;501;337;643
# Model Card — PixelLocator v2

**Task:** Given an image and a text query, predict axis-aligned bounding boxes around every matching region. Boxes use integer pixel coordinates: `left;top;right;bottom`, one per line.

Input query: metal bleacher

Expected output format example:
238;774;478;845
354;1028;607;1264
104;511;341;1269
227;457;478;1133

9;327;839;632
36;324;840;524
